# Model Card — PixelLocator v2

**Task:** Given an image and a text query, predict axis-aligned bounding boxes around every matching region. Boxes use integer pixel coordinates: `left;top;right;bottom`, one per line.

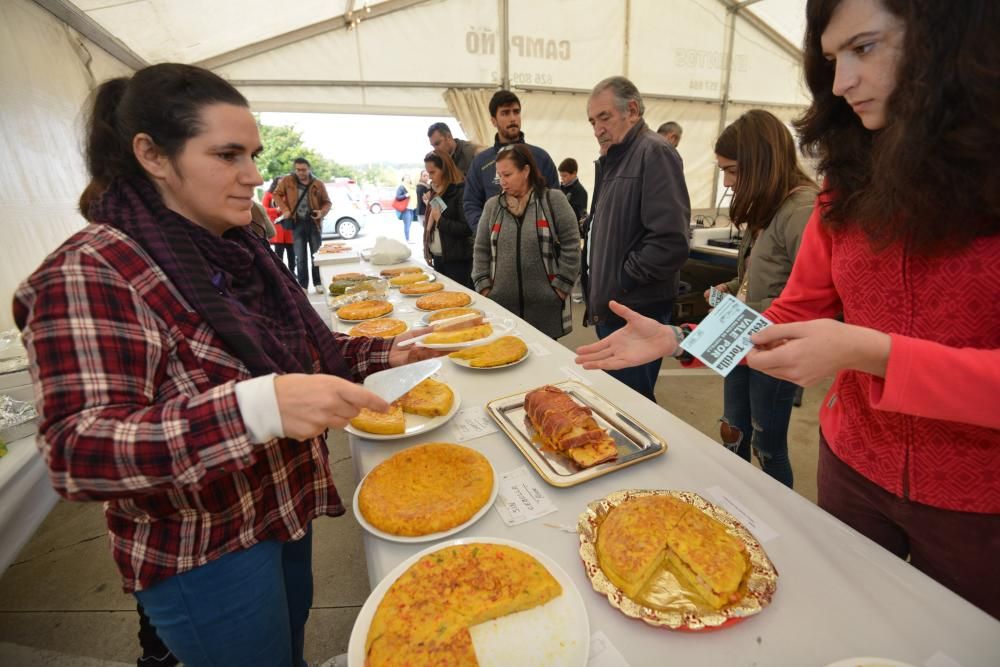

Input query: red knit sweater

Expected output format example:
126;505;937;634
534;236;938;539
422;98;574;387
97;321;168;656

764;203;1000;513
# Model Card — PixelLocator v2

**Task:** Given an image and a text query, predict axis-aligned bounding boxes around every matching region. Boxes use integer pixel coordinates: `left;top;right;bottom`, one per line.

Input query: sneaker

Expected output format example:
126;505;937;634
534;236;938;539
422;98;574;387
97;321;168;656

314;285;324;295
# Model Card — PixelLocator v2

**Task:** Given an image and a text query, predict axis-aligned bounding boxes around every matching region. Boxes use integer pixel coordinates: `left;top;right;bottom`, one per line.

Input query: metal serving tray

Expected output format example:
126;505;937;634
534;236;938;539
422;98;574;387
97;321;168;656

485;381;666;487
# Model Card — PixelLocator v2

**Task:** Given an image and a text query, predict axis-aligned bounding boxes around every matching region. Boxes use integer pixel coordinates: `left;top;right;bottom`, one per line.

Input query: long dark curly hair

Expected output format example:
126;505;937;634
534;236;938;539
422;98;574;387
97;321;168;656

794;0;999;255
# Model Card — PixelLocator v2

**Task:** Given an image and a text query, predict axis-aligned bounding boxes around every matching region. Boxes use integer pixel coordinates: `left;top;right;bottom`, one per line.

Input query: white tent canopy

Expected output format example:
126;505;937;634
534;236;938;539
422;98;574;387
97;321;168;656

1;0;809;329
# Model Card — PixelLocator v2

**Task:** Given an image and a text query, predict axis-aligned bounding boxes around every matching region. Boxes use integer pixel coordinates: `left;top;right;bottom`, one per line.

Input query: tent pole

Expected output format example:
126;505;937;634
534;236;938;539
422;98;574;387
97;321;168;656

623;0;631;77
499;0;510;90
713;5;739;204
31;0;147;71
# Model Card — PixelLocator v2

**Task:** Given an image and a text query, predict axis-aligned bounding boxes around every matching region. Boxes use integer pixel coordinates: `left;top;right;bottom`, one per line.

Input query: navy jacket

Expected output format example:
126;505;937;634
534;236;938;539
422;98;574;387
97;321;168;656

583;120;690;325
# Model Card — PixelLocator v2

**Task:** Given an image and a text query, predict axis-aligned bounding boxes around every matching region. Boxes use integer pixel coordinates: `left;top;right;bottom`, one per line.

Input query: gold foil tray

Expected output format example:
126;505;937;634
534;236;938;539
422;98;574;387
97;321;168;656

484;381;666;487
578;489;778;631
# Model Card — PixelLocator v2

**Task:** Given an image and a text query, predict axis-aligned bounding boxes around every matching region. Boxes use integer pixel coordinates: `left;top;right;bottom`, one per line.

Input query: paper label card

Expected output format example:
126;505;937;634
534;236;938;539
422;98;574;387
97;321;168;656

528;341;551;357
451;407;500;442
706;486;779;543
679;295;771;377
493;466;558;526
587;631;630;667
560;365;593;386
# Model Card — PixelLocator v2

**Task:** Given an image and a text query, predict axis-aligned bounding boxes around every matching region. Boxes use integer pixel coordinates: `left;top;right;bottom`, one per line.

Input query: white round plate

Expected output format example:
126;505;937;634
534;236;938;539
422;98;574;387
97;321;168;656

345;320;409;338
399;285;448;298
346;536;590;667
448;344;530;370
416;318;515;350
414;293;477;312
335;305;394;324
388;272;436;288
419;306;484;326
343;386;462;441
351;458;499;543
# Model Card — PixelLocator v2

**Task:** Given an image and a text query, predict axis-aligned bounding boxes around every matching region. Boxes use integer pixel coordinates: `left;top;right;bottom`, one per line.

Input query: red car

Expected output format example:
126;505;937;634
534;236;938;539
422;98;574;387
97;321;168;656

365;186;398;214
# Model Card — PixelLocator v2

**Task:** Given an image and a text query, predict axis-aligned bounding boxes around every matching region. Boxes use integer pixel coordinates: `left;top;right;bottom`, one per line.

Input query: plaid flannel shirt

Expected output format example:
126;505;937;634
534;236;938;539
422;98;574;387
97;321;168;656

13;224;393;592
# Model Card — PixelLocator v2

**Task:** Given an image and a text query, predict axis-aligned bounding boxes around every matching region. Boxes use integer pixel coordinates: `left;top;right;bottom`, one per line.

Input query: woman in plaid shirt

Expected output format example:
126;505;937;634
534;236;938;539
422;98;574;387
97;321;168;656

14;64;438;666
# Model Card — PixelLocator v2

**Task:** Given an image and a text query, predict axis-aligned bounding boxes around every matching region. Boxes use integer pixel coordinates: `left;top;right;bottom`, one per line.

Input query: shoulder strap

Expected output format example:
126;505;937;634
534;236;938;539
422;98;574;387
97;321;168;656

289;177;312;215
544;190;561;249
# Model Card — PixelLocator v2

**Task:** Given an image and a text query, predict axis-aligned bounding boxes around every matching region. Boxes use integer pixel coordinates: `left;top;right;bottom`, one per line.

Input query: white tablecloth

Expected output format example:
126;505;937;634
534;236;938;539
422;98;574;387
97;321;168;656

332;260;1000;666
0;371;57;573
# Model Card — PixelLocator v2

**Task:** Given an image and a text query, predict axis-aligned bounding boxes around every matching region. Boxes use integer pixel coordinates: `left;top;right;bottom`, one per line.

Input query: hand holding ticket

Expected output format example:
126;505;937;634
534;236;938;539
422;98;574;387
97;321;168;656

680;295;771;376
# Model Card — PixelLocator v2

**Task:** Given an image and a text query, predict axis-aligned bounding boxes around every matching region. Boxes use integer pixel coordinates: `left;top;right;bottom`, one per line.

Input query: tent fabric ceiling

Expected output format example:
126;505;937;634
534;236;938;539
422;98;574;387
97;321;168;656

58;0;809;110
43;0;811;210
2;0;810;330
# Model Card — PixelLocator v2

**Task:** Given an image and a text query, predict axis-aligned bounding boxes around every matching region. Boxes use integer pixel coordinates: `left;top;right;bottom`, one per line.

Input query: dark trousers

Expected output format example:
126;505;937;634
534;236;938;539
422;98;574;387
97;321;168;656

137;602;177;666
135;530;314;667
292;222;321;288
721;365;798;487
273;243;295;275
432;255;473;290
595;300;673;402
818;434;1000;619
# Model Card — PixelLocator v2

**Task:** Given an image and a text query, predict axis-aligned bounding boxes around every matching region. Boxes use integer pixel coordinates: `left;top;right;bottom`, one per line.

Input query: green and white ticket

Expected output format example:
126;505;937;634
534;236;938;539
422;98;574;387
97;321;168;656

680;294;771;376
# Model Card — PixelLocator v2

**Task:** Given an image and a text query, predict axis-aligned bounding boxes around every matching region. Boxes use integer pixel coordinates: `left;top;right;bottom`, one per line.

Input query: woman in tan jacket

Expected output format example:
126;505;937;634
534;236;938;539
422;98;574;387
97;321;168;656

708;110;818;487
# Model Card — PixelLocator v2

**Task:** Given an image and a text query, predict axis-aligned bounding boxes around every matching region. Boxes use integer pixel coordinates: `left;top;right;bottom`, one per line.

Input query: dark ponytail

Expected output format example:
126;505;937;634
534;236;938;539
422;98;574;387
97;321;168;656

78;63;249;220
79;77;131;219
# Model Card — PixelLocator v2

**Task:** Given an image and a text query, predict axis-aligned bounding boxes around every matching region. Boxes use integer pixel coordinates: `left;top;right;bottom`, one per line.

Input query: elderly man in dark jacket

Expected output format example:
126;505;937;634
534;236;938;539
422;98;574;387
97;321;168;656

582;76;690;402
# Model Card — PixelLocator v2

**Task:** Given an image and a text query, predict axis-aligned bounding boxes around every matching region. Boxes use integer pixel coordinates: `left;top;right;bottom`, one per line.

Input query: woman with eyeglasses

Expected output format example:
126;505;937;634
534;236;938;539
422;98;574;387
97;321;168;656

709;110;818;488
472;144;581;339
422;150;473;289
576;0;1000;617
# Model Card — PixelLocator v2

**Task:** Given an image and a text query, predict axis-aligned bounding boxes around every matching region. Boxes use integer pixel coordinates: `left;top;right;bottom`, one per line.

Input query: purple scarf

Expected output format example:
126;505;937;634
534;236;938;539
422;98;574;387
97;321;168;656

90;177;349;379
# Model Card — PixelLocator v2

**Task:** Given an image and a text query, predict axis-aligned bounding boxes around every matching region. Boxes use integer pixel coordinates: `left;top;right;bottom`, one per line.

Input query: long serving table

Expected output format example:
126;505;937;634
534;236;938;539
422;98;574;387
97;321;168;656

324;258;1000;667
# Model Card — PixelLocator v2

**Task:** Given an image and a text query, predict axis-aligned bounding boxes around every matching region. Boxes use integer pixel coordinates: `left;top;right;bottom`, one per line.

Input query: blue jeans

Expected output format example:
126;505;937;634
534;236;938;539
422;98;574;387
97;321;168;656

293;222;321;288
595;301;673;402
401;209;414;241
134;531;313;667
721;365;797;487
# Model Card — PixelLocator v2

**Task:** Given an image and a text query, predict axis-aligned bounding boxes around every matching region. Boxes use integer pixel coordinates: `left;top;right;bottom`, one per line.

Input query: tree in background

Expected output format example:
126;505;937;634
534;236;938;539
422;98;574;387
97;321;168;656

256;118;359;182
357;164;399;186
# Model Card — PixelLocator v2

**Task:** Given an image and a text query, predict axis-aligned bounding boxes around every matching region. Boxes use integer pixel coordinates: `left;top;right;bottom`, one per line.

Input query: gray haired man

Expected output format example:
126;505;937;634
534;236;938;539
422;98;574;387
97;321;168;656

657;121;684;148
583;76;690;402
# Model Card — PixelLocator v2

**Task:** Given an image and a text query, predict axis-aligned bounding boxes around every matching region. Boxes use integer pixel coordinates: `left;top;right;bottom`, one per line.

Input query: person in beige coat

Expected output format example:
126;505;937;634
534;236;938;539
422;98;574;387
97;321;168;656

708;110;818;487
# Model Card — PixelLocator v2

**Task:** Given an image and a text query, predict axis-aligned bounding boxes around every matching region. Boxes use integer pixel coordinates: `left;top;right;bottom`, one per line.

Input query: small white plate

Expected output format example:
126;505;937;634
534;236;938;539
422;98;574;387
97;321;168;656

419;306;484;326
388;272;436;288
344;386;462;441
448;344;530;370
417;318;515;350
414;293;477;312
346;537;590;667
335;305;394;323
351;459;499;543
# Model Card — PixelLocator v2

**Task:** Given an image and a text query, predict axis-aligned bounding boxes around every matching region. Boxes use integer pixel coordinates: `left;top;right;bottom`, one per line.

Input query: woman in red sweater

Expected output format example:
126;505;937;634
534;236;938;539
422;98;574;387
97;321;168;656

576;0;999;618
264;178;295;274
